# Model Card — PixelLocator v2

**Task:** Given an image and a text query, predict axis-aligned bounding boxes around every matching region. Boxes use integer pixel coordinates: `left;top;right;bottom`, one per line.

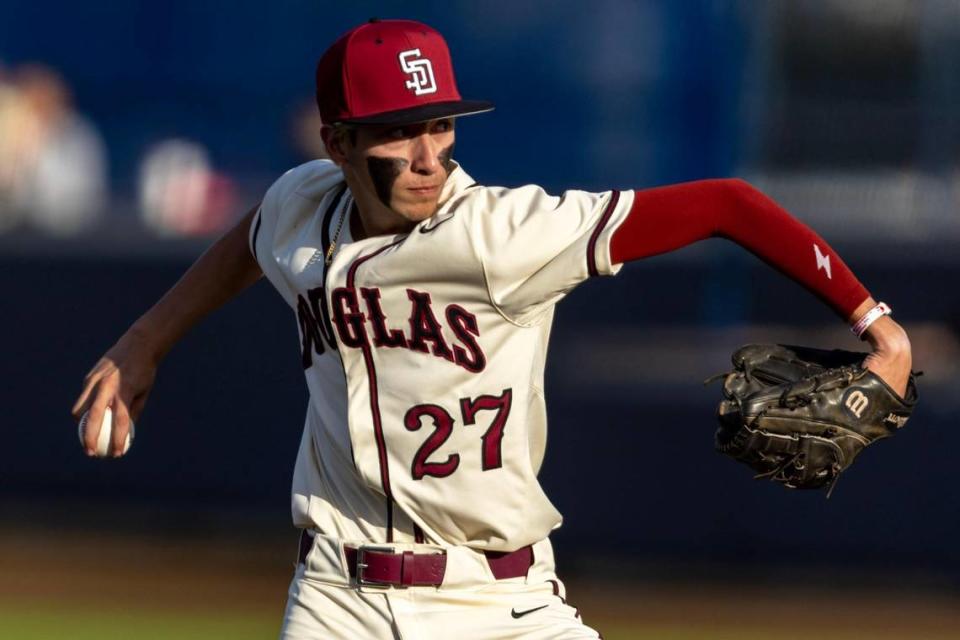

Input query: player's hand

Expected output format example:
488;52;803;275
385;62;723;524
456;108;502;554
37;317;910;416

861;315;912;399
71;326;159;457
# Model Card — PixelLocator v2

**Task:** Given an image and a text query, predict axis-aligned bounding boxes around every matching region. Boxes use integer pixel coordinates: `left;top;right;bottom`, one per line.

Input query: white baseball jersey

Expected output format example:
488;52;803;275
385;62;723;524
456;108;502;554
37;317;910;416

250;159;635;552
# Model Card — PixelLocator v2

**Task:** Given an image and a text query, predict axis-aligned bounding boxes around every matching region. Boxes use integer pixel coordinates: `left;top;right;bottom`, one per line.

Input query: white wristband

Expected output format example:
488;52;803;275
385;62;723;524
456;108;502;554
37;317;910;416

851;302;892;340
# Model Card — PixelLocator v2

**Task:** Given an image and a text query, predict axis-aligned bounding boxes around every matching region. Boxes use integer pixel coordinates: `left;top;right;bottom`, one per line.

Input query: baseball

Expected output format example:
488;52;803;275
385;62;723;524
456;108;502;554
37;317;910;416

78;407;134;458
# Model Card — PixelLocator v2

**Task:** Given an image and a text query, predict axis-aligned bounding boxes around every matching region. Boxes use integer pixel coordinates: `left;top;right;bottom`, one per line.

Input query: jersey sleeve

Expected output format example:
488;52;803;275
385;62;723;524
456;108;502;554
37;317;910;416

250;160;343;308
467;185;635;324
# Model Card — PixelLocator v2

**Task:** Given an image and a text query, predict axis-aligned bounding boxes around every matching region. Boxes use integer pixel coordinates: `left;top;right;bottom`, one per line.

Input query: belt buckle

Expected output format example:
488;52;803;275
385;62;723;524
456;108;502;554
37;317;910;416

355;545;396;588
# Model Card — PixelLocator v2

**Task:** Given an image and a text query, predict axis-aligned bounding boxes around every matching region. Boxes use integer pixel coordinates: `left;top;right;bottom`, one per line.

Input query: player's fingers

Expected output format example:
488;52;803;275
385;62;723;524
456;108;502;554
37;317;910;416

111;399;133;458
83;380;116;455
72;385;94;420
73;360;115;418
81;358;115;384
73;369;105;418
72;378;104;419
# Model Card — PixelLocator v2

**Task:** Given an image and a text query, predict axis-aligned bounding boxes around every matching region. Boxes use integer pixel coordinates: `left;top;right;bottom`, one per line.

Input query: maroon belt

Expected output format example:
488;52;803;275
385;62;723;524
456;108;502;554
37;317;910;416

297;530;533;587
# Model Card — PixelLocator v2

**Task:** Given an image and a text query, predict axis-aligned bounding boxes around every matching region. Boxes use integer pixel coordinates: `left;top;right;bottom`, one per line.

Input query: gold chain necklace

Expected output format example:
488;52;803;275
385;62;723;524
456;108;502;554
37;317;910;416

324;200;349;266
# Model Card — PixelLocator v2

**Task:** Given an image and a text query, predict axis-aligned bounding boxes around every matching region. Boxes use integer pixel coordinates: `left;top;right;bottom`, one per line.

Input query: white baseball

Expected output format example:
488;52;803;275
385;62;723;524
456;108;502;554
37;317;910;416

78;406;134;458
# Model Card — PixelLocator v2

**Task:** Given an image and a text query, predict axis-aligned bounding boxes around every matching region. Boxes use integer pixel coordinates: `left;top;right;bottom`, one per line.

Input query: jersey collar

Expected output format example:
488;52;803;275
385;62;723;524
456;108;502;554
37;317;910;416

438;161;476;208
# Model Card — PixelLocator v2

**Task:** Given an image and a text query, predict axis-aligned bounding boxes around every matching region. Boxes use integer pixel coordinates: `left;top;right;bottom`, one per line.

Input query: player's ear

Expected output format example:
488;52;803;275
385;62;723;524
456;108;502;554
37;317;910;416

321;125;350;165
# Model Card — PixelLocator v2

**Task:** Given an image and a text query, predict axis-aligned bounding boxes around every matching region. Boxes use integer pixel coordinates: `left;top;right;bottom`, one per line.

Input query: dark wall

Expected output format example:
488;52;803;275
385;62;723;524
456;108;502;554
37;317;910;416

3;250;957;580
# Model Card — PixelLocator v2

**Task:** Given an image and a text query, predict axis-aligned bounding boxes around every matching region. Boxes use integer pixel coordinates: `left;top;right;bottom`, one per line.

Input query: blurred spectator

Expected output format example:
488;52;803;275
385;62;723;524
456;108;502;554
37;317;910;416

138;138;237;237
0;64;106;235
0;60;29;231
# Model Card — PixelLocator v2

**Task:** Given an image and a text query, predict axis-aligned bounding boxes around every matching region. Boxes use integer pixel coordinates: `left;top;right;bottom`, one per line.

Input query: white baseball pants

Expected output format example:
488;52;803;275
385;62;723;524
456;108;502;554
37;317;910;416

279;532;601;640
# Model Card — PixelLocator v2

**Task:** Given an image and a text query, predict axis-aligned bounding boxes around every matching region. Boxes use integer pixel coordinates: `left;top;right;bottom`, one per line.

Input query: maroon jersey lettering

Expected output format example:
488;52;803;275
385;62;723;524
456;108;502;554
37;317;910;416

406;289;453;361
404;404;460;480
446;304;485;372
296;294;325;368
308;285;337;350
361;287;408;348
331;287;366;348
460;389;512;470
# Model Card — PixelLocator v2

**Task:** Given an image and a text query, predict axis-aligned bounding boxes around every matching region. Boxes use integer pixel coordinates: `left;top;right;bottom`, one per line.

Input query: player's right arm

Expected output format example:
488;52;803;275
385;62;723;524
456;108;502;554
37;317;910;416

71;204;264;456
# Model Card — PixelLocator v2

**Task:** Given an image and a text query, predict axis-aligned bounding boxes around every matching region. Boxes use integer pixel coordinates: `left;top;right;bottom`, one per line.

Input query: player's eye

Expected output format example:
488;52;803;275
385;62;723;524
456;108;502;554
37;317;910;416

432;119;453;133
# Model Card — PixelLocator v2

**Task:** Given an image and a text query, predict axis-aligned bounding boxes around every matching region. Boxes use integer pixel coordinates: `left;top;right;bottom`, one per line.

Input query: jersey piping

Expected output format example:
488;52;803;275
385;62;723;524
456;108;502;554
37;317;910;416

344;238;406;542
250;208;264;261
586;190;620;277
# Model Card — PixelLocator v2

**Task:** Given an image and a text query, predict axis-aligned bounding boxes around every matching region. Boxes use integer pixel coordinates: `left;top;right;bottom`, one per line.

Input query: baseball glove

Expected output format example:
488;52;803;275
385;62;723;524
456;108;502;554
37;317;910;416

708;344;919;496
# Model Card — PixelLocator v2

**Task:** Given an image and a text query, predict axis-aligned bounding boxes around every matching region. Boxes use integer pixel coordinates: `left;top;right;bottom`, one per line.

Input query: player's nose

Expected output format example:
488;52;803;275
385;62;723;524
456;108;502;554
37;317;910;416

409;133;441;175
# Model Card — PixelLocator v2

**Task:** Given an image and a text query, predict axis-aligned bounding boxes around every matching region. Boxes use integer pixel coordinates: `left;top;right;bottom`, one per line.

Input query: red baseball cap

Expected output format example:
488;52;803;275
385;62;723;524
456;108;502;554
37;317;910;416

315;19;494;126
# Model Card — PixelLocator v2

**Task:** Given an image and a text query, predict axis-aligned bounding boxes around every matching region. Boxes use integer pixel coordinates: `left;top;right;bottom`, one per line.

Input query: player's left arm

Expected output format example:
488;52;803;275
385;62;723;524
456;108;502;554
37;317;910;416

609;178;912;396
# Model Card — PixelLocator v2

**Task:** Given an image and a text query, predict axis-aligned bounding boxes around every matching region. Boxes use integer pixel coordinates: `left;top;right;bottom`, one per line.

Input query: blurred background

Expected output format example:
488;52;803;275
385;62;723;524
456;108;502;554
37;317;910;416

1;1;958;638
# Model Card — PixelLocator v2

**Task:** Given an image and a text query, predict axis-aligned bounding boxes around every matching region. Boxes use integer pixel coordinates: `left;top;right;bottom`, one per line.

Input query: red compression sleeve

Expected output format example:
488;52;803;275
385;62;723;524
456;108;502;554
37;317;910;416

609;179;870;319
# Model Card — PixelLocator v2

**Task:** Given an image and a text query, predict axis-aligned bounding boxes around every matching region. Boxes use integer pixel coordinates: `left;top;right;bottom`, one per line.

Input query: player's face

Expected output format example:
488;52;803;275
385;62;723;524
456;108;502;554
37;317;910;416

339;119;456;227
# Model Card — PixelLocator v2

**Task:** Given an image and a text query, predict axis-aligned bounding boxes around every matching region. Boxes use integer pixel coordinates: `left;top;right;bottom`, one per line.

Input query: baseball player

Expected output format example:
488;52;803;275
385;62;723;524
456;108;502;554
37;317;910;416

72;19;913;639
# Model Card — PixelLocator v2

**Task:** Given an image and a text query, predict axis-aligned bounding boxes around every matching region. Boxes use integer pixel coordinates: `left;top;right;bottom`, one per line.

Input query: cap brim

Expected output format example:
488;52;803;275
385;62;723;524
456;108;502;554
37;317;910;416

338;100;495;125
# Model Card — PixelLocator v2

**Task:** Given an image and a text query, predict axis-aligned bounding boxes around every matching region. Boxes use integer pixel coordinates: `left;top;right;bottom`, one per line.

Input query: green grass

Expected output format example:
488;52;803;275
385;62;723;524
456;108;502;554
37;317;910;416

3;605;954;640
0;613;862;640
0;604;279;640
598;625;960;640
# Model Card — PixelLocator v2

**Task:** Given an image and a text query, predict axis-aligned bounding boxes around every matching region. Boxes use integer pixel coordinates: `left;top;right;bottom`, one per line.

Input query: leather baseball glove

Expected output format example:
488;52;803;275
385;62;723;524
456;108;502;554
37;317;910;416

708;344;919;496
